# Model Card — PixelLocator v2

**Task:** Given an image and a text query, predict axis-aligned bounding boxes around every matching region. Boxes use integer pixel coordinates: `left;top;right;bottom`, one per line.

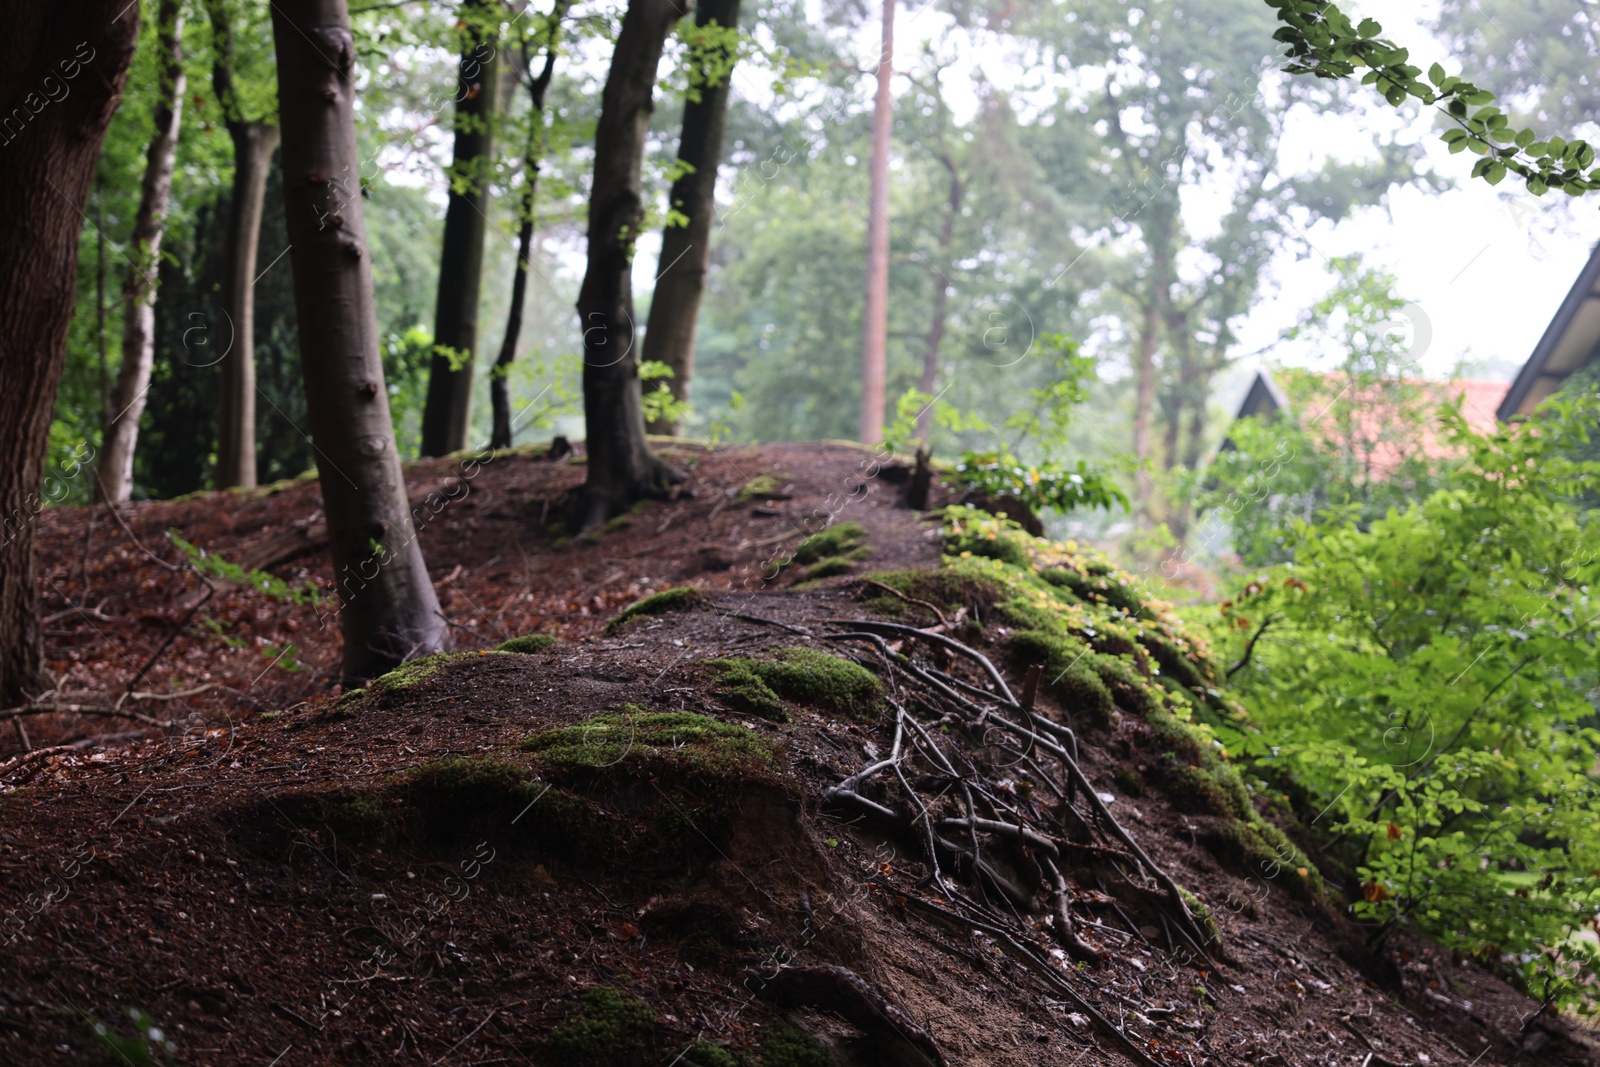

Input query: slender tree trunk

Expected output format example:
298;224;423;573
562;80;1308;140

0;4;140;706
914;154;961;441
641;0;742;436
270;0;447;681
421;0;503;457
97;0;186;504
1131;299;1159;513
858;0;895;445
490;4;568;451
574;0;688;532
215;122;279;488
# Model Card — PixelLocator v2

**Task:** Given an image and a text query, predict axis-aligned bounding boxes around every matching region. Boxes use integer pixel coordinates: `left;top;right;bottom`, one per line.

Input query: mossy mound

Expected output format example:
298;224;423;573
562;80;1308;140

546;986;656;1067
706;647;885;721
791;522;869;566
736;472;792;503
1007;629;1115;727
496;633;560;654
759;1023;833;1067
804;555;858;580
606;586;705;634
1198;817;1327;902
521;708;780;779
366;651;507;699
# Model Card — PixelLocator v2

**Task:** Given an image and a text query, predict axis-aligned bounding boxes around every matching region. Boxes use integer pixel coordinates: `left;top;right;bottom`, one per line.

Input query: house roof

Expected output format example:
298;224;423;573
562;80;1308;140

1499;239;1600;419
1222;369;1508;476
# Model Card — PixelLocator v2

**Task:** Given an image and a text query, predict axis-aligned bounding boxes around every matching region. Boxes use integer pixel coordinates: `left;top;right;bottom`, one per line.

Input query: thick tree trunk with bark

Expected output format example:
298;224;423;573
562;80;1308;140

270;0;447;681
421;0;503;458
574;0;689;531
209;0;280;489
0;4;140;706
97;0;186;504
490;4;568;451
215;122;279;488
858;0;895;445
641;0;741;436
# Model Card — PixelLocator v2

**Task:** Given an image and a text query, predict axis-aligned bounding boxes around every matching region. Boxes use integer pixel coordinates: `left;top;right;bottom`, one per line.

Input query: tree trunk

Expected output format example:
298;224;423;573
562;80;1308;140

270;0;447;682
574;0;689;532
215;122;279;488
490;4;568;451
914;152;961;442
0;4;140;707
421;0;503;457
641;0;742;436
97;0;186;504
1130;298;1159;514
858;0;895;445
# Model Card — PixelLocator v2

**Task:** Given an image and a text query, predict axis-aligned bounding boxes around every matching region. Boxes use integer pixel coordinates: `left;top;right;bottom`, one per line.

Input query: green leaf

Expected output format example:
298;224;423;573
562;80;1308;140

1485;161;1506;185
1428;62;1446;86
1514;128;1535;148
1357;17;1381;37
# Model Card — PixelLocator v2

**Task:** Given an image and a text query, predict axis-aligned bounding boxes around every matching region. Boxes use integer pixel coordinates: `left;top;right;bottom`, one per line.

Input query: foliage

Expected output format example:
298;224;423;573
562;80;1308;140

1210;392;1600;1010
1268;0;1600;196
953;451;1126;516
169;533;327;607
1202;258;1458;565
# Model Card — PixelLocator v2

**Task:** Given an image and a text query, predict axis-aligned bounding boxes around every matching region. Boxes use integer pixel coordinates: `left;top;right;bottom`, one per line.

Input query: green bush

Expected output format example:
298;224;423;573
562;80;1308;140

1210;393;1600;1009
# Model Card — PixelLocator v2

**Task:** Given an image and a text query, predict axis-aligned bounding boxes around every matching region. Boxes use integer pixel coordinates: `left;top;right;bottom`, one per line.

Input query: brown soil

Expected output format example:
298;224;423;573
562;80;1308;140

1;441;1594;1066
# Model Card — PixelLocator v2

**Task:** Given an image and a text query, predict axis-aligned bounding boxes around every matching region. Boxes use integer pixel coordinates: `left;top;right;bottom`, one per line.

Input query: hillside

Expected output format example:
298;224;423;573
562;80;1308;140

1;441;1594;1066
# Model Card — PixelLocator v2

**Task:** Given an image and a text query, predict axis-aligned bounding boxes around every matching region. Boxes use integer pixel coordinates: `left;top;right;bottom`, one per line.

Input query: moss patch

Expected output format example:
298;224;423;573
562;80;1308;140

707;647;884;720
496;633;560;654
760;1023;833;1067
1008;629;1115;727
736;472;791;503
367;652;492;698
791;522;868;565
606;586;705;634
804;555;858;579
1198;817;1326;902
546;986;656;1067
680;1040;739;1067
521;708;779;778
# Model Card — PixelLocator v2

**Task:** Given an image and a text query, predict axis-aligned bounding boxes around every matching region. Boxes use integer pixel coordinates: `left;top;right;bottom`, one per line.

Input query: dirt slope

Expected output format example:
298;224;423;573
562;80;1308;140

1;442;1594;1066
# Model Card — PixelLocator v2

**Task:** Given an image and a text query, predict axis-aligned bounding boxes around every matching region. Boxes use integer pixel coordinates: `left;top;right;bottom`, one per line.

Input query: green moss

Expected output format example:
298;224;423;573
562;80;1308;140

805;555;858;579
408;757;546;809
606;586;705;634
1040;566;1148;617
716;663;787;720
736;472;790;503
368;652;484;697
603;513;634;533
680;1040;739;1067
496;633;559;654
1138;632;1212;691
546;986;656;1067
521;708;780;777
1178;886;1221;942
1008;630;1115;727
1092;653;1162;717
1165;764;1249;819
330;791;387;834
1113;764;1146;797
760;1024;832;1067
1198;817;1326;902
707;648;884;720
791;522;868;565
948;522;1031;567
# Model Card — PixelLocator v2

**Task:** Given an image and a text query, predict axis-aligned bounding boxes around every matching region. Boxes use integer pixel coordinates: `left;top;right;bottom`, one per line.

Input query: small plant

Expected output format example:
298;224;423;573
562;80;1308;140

86;1008;177;1066
171;532;327;607
790;522;867;565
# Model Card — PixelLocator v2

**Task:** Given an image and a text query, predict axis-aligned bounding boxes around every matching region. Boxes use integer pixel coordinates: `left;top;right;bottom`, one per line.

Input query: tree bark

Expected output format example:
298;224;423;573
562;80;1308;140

641;0;742;436
270;0;447;681
914;151;961;442
215;123;278;487
489;3;568;451
421;0;503;457
858;0;895;445
0;3;140;706
210;0;280;490
574;0;689;532
97;0;186;504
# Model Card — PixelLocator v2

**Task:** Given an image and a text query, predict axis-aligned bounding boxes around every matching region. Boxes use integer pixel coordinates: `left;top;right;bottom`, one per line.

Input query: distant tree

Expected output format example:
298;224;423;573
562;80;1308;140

490;0;570;451
573;0;690;530
97;0;187;504
207;0;280;489
858;0;894;444
421;0;504;457
270;0;446;680
0;2;140;706
641;0;742;435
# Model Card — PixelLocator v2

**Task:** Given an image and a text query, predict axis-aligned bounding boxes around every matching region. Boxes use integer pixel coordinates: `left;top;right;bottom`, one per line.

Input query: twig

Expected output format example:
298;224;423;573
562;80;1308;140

1226;615;1277;679
0;704;175;728
829;618;1018;704
856;578;948;625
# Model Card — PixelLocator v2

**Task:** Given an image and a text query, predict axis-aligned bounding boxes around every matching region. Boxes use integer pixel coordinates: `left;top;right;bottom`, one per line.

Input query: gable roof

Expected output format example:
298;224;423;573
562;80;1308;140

1499;239;1600;419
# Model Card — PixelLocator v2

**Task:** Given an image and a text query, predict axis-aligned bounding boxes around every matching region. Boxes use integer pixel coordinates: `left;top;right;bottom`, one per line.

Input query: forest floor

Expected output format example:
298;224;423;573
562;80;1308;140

1;440;1595;1066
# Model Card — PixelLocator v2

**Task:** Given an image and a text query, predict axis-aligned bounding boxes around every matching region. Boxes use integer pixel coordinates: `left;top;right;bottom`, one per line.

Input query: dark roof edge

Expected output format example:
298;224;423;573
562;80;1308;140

1499;240;1600;420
